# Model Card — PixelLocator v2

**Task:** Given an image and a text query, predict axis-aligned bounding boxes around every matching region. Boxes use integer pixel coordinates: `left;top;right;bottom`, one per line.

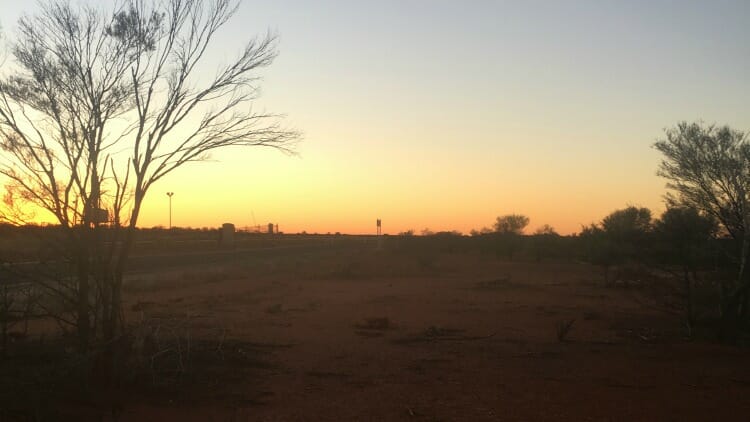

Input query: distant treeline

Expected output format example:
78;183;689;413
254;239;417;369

389;205;739;339
0;205;742;340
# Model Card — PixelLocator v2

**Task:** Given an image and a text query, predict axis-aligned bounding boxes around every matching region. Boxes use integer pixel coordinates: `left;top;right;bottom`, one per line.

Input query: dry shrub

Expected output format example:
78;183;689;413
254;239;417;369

556;319;575;342
355;317;394;331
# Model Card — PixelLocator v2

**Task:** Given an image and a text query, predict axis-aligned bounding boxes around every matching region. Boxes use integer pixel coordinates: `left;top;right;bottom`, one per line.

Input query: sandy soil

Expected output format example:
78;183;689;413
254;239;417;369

61;249;750;420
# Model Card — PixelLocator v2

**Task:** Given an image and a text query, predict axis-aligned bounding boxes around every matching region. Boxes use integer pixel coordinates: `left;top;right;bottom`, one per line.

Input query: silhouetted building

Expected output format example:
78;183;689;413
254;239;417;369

220;223;235;247
84;207;109;225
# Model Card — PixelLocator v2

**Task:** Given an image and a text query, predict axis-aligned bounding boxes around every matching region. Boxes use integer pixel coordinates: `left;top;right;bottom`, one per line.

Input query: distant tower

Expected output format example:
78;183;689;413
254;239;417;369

376;218;383;250
166;192;174;229
268;223;274;234
220;223;235;248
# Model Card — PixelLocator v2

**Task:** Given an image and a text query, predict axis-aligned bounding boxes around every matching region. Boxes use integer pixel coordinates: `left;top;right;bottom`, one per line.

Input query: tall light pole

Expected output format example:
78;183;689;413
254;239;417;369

166;192;174;229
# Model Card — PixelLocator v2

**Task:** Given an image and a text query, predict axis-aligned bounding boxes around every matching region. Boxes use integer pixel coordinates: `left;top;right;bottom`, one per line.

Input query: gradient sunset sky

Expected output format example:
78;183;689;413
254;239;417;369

2;1;749;235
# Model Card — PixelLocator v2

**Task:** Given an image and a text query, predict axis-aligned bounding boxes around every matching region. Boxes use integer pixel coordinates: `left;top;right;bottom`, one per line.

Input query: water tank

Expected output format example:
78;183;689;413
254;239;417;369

220;223;235;247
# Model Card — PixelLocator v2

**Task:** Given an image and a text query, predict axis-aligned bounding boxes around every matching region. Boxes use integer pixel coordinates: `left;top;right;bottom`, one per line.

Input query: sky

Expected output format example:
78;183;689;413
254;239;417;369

1;0;749;235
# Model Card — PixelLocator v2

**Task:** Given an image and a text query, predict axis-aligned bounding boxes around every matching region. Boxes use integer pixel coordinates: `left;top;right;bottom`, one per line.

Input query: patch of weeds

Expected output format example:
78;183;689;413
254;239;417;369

334;261;368;280
265;303;311;315
473;276;512;290
354;317;394;338
124;278;163;293
416;254;437;271
355;330;385;338
355;317;393;331
583;311;601;320
365;295;400;305
306;370;350;379
393;326;468;345
512;350;563;359
424;326;464;338
407;357;451;373
131;301;156;312
181;269;232;284
339;262;357;279
556;319;575;342
265;304;283;314
537;306;559;316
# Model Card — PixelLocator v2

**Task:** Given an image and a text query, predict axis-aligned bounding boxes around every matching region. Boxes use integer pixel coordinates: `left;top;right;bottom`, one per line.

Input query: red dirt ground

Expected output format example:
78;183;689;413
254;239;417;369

62;250;750;420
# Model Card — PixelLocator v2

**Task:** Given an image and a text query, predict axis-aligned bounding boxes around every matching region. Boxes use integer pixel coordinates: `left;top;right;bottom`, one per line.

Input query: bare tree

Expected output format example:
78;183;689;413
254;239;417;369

654;122;750;333
0;0;298;350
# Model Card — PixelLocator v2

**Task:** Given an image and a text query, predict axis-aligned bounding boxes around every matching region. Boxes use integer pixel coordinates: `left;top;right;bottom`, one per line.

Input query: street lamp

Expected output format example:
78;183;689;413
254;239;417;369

166;192;174;229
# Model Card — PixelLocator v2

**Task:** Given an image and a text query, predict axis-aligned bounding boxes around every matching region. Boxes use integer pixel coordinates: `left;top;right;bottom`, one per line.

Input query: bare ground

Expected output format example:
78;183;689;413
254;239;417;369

11;248;750;421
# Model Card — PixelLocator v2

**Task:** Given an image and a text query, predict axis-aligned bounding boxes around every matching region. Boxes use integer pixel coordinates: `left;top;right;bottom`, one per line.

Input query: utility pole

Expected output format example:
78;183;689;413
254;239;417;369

166;192;174;229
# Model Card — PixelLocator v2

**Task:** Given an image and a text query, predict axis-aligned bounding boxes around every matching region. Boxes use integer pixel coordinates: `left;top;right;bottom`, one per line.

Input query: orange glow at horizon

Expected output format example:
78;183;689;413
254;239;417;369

132;126;668;236
3;1;748;235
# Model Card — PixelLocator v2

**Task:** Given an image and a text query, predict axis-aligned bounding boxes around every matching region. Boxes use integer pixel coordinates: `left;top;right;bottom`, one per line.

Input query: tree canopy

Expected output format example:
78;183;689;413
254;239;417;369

494;214;530;235
654;122;749;240
601;206;652;243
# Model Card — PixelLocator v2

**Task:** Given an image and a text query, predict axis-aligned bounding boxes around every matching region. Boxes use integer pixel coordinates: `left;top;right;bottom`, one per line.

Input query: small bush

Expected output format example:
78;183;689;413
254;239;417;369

556;319;575;342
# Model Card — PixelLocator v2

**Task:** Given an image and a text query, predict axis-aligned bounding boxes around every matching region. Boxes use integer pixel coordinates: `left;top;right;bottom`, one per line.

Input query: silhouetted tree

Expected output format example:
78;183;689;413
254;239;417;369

579;207;651;283
494;214;529;260
601;206;652;258
654;207;717;334
0;0;298;351
469;227;493;236
532;224;559;261
494;214;530;235
579;223;616;283
534;224;557;236
654;122;750;333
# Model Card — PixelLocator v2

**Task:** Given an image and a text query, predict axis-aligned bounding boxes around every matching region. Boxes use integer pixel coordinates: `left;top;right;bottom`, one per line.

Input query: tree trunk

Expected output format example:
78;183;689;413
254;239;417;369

683;266;693;337
739;290;750;322
720;235;750;340
1;312;7;359
106;193;145;342
101;273;114;343
76;246;90;351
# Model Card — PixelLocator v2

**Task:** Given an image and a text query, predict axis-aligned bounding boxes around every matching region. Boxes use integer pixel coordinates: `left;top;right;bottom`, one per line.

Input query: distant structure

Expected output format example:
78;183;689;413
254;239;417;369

376;218;383;249
166;192;174;229
220;223;235;248
268;223;274;234
85;207;109;226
